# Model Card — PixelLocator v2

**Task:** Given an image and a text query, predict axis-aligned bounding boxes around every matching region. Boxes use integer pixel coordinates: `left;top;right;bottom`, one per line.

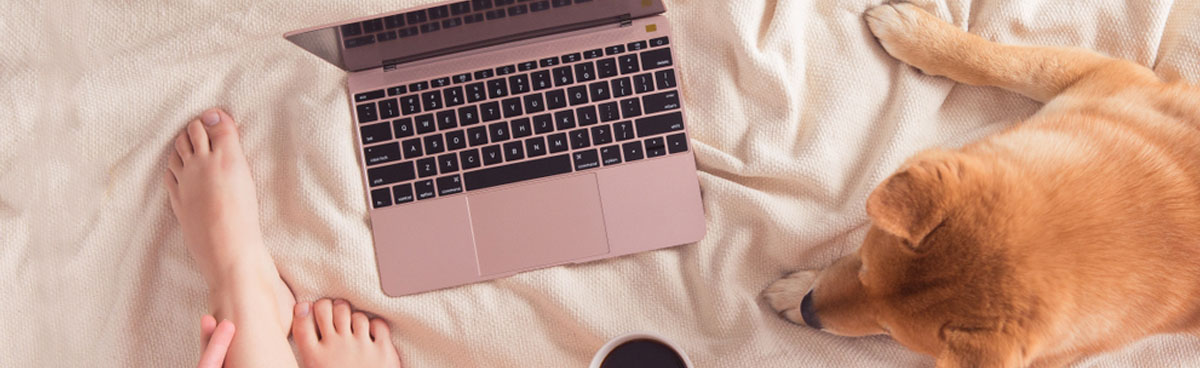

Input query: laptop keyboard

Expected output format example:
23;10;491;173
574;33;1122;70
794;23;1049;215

353;36;688;208
340;0;592;49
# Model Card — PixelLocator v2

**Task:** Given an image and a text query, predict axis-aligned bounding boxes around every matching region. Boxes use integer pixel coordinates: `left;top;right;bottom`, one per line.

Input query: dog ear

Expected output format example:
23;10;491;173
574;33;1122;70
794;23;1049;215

866;152;960;250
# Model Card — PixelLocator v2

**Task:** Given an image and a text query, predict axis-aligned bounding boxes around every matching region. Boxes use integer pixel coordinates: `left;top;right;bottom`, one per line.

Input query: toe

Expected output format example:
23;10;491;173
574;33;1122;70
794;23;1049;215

187;119;210;155
201;314;217;343
352;312;370;338
332;299;352;334
370;318;392;344
174;131;193;158
313;298;336;338
168;150;183;175
200;108;243;154
292;302;319;347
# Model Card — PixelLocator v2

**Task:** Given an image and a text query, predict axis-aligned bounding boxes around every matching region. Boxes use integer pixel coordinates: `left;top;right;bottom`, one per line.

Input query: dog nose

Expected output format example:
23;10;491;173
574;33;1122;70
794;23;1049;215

799;290;823;330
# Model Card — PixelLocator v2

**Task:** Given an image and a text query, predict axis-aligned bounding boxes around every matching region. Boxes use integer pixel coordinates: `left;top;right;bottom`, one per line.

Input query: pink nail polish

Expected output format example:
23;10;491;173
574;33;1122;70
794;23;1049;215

202;111;221;126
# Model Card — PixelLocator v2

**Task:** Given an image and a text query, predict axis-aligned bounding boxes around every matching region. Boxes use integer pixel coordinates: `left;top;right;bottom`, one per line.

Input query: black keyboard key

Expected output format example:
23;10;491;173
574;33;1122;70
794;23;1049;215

540;57;560;68
432;77;451;88
627;40;648;51
424;134;446;154
362;19;383;33
442;17;462;28
552;0;572;7
561;52;582;63
466;82;487;102
591;124;613;145
398;26;419;38
415;114;436;134
368;161;415;187
485;9;506;19
422;91;443;111
523;93;545;113
444;86;465;107
501;97;523;118
428;5;450;19
525;136;547;157
547;133;569;153
377;98;399;119
633;73;655;93
645;136;666;155
546;89;567;109
464;154;572;191
619;54;640;75
496;64;517;76
360;122;393;145
451;1;472;15
417;157;438;178
600;145;622;165
488;121;511;142
597;102;620;123
437;110;458;130
567;85;589;106
589;81;611;102
508;74;530;94
402;138;423;159
570;128;591;149
341;23;363;37
344;35;375;48
420;22;442;34
356;103;378;123
605;44;626;55
453;73;472;84
613;121;635;141
460;149;482;169
635;111;684;138
518;60;538;71
371;188;392;208
531;70;553;91
642;90;680;114
619;97;642;119
507;4;528;16
574;62;596;82
437;174;463;195
472;0;494;10
393;118;415;138
650;36;670;47
458;105;480;126
474;69;495;80
387;85;408;96
596;58;618;79
480;101;502;122
393;183;415;204
481;145;504;165
622;141;644;161
572;149;600;170
355;89;385;102
446;130;467;150
640;48;673;70
584;48;604;59
532;114;554;134
487;78;509;99
511;117;532;138
467;126;489;146
364;142;403;166
666;133;688;154
611;77;633;97
552;66;574;86
400;95;421;115
438;153;460;173
655;69;677;90
530;0;550;11
415;179;436;200
554;110;576;130
406;10;428;24
576;105;597;126
503;141;525;161
410;81;429;92
377;31;397;43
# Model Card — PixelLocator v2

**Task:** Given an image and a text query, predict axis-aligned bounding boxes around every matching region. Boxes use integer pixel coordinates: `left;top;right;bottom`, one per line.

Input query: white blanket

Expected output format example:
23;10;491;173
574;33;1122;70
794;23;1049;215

3;0;1199;366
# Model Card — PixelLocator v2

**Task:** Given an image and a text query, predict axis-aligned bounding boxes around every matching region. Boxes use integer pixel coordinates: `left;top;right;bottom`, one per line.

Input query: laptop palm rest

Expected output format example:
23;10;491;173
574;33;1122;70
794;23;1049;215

468;173;610;276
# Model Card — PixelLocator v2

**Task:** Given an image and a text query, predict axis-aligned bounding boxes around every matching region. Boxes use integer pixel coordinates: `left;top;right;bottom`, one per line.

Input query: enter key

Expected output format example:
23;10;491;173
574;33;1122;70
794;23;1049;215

642;90;680;115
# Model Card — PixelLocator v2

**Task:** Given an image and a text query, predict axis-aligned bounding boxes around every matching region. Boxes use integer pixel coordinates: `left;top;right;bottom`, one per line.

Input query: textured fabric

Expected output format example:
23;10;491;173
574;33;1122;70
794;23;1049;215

2;0;1199;366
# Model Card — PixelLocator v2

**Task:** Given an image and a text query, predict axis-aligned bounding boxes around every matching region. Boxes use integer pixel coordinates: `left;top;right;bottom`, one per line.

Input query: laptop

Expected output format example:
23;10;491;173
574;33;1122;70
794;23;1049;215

285;0;705;296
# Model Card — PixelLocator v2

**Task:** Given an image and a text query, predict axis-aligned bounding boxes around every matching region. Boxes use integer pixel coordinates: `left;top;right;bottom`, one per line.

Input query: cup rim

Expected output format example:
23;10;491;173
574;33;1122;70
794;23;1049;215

588;331;694;368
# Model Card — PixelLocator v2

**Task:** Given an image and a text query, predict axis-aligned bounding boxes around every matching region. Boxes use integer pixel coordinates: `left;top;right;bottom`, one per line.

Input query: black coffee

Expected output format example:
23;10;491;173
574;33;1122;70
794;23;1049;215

599;339;688;368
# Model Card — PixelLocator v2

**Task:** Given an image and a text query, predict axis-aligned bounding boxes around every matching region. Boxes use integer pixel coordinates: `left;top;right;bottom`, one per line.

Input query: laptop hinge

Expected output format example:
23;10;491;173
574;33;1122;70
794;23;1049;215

619;14;633;27
383;63;399;72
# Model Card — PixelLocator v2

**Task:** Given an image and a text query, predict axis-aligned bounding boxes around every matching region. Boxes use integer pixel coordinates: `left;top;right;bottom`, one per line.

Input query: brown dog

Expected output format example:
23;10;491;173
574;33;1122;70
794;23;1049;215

763;3;1200;367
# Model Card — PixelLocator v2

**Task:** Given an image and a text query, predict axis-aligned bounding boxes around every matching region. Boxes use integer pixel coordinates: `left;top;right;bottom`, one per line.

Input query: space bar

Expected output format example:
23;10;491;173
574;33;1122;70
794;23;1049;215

463;154;573;191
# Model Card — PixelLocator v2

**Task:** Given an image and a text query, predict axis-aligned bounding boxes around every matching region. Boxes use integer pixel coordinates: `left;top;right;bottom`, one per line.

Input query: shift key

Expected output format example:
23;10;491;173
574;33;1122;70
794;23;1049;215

642;90;679;115
635;111;684;138
367;161;415;187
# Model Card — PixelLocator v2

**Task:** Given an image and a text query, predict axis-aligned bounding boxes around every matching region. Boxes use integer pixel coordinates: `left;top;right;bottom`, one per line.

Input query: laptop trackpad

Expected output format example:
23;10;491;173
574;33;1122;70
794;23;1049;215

468;174;610;276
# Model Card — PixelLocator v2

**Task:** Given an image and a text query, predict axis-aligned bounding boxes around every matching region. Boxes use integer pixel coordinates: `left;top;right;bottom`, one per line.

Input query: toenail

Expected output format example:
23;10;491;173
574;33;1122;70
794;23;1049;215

201;110;221;126
296;302;310;317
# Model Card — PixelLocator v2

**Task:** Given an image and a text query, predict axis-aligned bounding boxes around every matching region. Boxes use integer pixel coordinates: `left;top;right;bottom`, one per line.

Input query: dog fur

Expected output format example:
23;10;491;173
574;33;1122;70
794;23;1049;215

762;3;1200;367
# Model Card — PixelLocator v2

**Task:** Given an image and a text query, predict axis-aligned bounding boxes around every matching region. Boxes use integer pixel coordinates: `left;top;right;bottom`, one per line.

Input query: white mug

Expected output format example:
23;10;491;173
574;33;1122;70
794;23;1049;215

588;331;695;368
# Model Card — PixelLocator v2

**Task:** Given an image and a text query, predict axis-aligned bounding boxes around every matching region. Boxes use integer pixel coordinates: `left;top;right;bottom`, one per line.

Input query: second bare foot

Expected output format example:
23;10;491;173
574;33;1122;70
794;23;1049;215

292;299;403;368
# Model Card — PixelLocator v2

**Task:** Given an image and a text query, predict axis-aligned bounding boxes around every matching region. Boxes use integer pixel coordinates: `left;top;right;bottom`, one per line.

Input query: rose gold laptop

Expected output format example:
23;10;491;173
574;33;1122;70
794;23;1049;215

285;0;704;296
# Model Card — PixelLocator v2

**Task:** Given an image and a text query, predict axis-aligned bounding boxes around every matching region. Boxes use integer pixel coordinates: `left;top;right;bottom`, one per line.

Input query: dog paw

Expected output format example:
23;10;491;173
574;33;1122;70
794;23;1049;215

763;271;818;324
864;3;958;74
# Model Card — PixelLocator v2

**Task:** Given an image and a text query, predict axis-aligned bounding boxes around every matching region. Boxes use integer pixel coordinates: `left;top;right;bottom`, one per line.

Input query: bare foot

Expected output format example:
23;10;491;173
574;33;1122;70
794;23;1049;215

164;108;295;335
292;299;403;368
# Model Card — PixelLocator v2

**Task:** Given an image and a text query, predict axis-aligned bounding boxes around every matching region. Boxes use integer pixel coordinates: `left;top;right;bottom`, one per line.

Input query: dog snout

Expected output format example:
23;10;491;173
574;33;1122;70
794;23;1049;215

800;290;823;330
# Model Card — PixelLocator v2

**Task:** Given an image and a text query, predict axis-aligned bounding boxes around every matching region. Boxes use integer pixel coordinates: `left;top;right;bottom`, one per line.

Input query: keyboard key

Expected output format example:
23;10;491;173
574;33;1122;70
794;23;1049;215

371;188;392;208
398;26;419;38
480;102;502;122
642;90;680;114
364;143;402;166
419;22;440;33
547;133;569;153
432;77;451;88
463;154;572;191
453;73;472;84
619;54;640;75
378;98;400;119
596;58;618;79
467;126;489;146
598;100;620;122
406;10;428;24
525;136;547;157
387;85;407;96
509;74;530;94
644;137;666;158
622;141;644;161
400;95;421;115
402;138;423;159
428;5;450;19
532;114;554;134
635;111;684;138
442;17;463;29
613;121;635;141
569;128;591;149
552;0;572;7
507;4;528;16
546;89;567;109
424;134;445;154
356;103;378;123
460;149;482;169
488;121;511;143
524;93;545;113
572;149;600;170
344;35;375;48
415;179;436;200
355;89;385;102
393;183;415;204
511;118;532;138
495;64;516;76
589;81;611;102
576;105;598;126
567;86;589;106
415;114;436;134
539;57;560;68
445;130;467;150
393;118;415;138
640;48;673;70
656;69;677;90
364;20;384;33
518;60;538;71
341;23;363;37
458;105;480;126
474;69;495;80
600;145;622;165
466;82;487;102
481;145;504;165
666;133;688;153
554;110;576;130
530;0;551;12
444;86;465;107
619;97;642;118
417;157;438;178
627;40;648;51
422;91;443;111
650;36;670;47
437;174;463;195
438;153;460;173
503;141;525;161
552;66;574;86
410;81;429;92
487;78;508;99
574;62;596;82
584;48;604;59
633;73;655;93
360;122;392;144
368;161;415;187
561;53;582;63
472;0;493;10
501;97;523;118
485;9;506;19
531;70;553;90
605;44;626;55
611;77;632;97
450;1;471;15
437;110;458;130
591;124;613;145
